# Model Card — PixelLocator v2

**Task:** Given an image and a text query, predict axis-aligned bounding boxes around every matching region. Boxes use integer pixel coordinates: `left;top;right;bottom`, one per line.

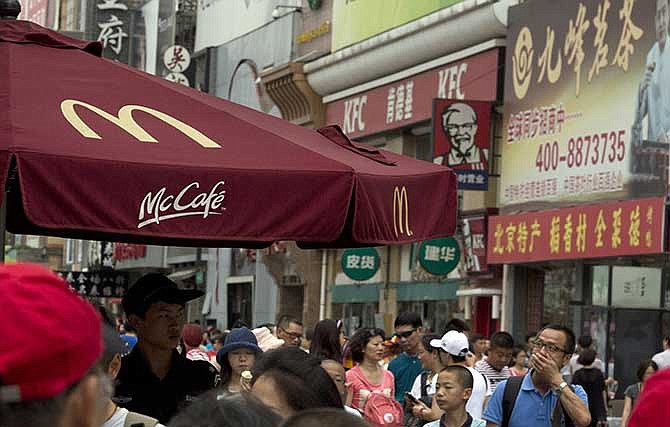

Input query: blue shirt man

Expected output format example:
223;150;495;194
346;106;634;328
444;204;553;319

388;312;424;402
483;325;591;427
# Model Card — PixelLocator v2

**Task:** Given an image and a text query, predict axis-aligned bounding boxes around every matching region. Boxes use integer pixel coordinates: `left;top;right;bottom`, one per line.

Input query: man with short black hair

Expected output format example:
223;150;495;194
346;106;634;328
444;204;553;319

276;314;304;348
444;318;471;336
483;324;591;427
0;263;113;427
115;273;218;424
475;332;514;393
470;334;488;365
389;312;424;402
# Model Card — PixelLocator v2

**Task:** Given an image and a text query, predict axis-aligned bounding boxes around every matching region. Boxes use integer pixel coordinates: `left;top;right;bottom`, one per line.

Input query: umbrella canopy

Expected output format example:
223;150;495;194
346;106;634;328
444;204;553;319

0;19;457;248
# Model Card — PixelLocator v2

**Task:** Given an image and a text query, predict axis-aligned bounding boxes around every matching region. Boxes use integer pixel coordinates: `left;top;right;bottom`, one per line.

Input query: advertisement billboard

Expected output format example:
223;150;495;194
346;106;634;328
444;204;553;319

487;198;665;264
432;99;493;190
332;0;464;52
502;0;666;211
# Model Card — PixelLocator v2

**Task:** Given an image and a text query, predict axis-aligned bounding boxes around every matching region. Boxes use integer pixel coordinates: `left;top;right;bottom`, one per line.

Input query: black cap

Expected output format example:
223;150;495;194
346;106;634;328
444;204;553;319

0;0;21;19
122;273;203;316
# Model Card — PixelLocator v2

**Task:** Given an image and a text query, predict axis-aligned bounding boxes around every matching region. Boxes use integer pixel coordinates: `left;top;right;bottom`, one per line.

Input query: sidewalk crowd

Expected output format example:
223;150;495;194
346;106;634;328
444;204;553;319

1;263;668;427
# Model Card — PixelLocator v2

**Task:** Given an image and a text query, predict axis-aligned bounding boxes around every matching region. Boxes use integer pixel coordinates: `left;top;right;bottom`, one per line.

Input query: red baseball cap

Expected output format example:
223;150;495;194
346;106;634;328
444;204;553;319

0;263;103;403
629;368;670;427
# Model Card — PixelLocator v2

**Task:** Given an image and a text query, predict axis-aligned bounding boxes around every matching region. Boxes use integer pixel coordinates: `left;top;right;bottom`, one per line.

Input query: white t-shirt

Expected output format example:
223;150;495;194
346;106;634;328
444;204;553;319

568;353;605;376
103;407;167;427
652;349;670;369
410;372;438;399
466;366;492;420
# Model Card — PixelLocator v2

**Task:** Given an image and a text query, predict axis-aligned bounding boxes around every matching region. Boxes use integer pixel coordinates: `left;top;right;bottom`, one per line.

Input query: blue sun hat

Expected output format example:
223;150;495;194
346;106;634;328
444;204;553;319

216;327;262;366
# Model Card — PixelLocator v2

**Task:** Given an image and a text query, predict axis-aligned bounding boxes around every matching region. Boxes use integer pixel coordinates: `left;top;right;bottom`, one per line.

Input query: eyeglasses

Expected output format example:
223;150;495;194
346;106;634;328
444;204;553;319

530;338;569;355
279;328;302;340
395;329;417;339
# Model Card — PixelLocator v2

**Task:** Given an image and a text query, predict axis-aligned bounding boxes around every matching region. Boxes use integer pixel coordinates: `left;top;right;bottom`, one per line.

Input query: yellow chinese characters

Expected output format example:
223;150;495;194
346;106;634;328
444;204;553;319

564;3;590;96
629;205;640;247
538;26;562;84
511;0;645;100
612;0;644;71
588;0;611;82
595;209;607;248
612;208;622;248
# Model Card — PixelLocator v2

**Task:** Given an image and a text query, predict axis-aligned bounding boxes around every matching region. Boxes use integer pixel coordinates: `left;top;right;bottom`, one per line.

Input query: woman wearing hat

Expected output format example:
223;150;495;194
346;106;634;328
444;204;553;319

216;327;263;393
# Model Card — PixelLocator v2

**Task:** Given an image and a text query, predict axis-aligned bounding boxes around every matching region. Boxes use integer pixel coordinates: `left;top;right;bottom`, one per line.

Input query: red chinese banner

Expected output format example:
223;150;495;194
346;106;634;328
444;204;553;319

114;244;147;261
487;198;665;264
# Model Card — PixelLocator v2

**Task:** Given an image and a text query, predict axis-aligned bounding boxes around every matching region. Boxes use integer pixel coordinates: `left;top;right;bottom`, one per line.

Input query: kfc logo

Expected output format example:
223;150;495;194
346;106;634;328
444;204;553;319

432;99;493;190
137;181;226;228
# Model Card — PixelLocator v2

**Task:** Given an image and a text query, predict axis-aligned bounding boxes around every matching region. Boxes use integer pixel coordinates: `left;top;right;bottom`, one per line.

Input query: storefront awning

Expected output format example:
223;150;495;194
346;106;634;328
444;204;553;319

456;287;501;297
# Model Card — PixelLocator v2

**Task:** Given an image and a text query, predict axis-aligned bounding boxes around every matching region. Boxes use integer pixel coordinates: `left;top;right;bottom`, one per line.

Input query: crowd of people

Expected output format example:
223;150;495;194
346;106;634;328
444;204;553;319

1;263;668;427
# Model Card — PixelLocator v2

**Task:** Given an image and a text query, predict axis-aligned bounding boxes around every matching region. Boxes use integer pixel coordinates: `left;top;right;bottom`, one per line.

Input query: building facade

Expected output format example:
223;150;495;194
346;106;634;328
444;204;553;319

490;0;670;396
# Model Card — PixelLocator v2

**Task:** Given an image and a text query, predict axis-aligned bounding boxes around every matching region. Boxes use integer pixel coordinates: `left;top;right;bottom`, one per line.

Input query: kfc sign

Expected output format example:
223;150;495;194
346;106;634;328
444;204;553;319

326;48;500;140
432;99;493;190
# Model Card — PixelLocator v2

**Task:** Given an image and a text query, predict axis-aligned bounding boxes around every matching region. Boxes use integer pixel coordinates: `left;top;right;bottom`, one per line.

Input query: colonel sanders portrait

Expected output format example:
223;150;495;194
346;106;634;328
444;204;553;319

439;102;488;169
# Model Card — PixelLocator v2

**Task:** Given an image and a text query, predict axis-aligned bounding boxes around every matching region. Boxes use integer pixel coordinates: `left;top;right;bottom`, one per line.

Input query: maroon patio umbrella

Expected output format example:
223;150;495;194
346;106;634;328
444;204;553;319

0;16;457;249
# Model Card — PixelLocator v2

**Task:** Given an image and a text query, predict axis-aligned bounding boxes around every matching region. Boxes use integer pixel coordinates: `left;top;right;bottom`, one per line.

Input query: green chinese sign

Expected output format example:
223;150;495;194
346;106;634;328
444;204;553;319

341;248;380;281
419;237;460;275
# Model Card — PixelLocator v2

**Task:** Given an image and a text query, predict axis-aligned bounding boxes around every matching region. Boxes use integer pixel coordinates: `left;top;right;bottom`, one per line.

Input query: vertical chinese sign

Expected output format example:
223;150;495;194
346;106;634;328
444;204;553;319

462;215;488;273
96;0;130;62
502;0;665;212
432;99;493;190
487;198;665;264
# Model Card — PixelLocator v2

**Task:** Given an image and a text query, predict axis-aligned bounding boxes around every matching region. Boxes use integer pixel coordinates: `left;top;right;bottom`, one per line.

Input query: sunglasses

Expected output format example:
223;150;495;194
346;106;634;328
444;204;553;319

395;329;417;339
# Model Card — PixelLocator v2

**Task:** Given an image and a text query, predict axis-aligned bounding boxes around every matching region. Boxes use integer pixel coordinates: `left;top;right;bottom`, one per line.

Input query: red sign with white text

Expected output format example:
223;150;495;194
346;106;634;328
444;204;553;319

487;198;665;264
325;48;500;139
462;215;488;273
114;244;147;261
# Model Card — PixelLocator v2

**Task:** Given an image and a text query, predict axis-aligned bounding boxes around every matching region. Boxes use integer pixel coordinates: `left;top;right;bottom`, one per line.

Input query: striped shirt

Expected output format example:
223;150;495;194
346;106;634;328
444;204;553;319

186;348;211;363
474;359;510;393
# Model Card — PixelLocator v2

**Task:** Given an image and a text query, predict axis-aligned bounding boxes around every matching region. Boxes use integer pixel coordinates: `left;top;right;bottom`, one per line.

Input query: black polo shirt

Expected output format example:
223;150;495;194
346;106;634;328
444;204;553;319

114;347;219;423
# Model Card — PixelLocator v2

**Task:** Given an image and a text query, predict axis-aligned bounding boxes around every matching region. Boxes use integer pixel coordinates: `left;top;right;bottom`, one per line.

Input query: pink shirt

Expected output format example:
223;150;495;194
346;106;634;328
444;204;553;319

345;365;395;413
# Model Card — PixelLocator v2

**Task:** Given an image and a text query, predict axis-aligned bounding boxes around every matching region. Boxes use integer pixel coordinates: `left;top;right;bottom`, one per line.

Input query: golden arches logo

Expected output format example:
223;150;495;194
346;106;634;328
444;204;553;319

60;100;221;149
393;186;413;238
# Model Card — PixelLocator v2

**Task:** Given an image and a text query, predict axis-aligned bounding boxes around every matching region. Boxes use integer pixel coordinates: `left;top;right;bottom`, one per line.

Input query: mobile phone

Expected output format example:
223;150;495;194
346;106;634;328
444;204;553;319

404;392;420;405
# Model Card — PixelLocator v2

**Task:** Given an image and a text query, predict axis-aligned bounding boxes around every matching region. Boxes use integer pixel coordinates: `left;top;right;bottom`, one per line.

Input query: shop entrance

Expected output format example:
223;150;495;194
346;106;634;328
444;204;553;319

227;281;252;328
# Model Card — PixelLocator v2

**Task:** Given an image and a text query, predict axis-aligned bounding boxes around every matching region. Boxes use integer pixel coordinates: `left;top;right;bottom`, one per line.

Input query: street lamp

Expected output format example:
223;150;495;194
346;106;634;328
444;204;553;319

272;4;302;19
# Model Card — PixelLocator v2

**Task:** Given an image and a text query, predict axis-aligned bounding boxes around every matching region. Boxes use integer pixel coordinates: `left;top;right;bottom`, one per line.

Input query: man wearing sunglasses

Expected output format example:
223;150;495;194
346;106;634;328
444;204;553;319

276;315;304;348
388;312;424;402
482;324;591;427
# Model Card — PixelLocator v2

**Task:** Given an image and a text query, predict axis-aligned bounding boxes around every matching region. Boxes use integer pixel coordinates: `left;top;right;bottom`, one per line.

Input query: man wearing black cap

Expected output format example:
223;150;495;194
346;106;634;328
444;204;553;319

114;273;219;424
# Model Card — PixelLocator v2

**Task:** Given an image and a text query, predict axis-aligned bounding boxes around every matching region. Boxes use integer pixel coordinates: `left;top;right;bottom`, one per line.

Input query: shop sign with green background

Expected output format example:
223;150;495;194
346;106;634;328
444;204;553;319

332;0;464;51
341;247;380;281
418;237;460;275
